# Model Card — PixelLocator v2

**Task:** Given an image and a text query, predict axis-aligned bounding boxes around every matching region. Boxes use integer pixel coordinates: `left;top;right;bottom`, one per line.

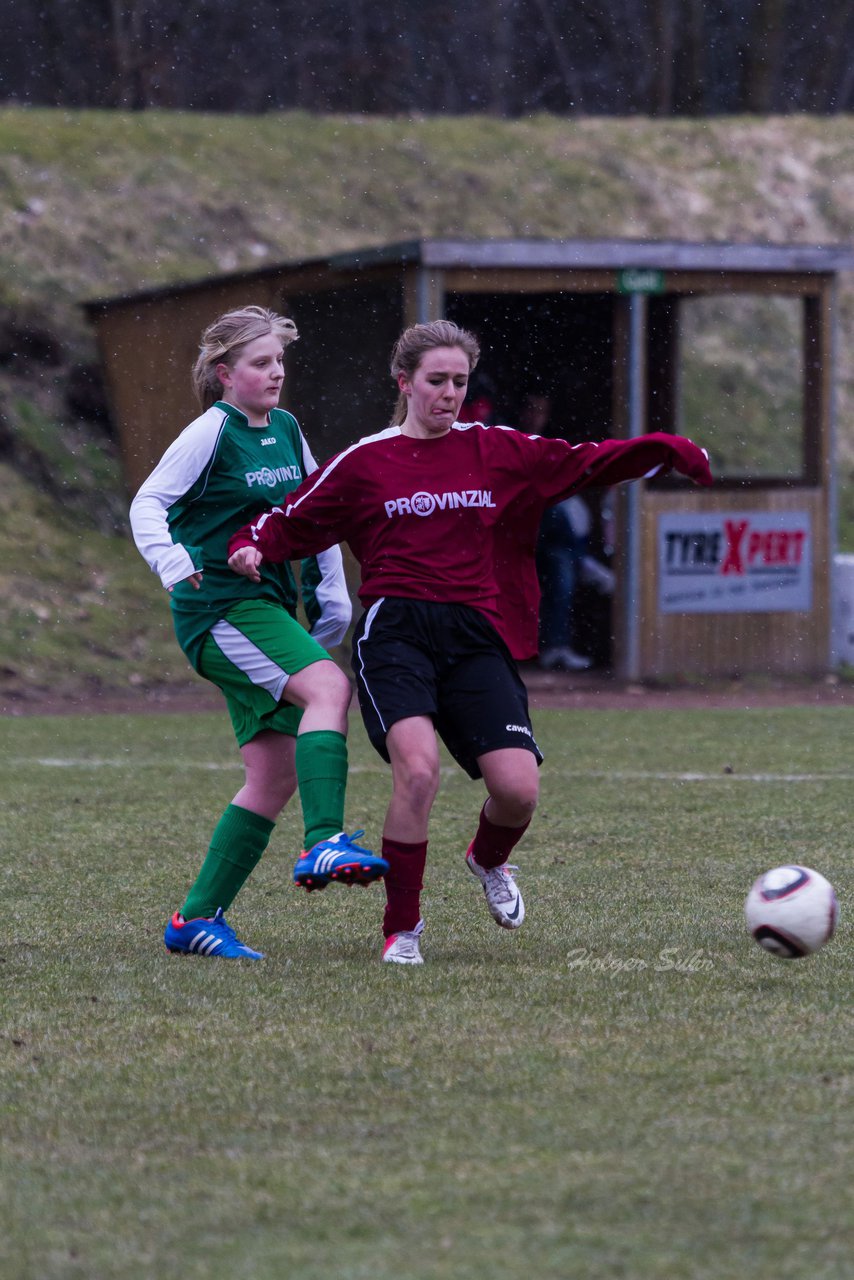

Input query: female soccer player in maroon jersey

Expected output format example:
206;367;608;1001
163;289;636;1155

228;320;712;964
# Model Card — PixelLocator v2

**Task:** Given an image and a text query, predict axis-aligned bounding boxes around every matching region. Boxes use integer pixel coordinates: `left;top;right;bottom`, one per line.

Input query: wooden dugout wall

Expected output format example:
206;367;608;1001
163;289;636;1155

85;237;854;680
611;276;836;680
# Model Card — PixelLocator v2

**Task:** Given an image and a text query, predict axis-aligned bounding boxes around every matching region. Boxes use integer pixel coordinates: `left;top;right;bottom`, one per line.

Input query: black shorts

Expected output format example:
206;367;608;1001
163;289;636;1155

351;598;543;780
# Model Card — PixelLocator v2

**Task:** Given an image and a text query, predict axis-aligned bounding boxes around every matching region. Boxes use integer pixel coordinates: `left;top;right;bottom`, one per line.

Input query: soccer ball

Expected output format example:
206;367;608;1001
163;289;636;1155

744;865;838;959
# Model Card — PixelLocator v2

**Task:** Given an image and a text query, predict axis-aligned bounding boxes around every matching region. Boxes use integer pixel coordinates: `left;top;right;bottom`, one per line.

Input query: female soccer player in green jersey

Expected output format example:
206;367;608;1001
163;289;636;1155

130;305;387;959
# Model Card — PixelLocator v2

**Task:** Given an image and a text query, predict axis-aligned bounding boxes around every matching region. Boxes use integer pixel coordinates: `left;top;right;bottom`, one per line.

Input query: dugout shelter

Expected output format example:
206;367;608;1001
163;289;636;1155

85;236;854;681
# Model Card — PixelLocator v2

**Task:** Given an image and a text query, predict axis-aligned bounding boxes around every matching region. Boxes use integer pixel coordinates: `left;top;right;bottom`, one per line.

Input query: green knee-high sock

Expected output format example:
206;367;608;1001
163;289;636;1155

296;729;348;850
181;804;274;921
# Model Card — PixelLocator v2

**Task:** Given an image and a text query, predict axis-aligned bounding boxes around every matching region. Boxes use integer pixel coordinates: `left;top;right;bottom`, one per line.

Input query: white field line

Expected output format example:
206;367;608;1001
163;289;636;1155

9;757;389;772
9;758;854;783
569;770;854;783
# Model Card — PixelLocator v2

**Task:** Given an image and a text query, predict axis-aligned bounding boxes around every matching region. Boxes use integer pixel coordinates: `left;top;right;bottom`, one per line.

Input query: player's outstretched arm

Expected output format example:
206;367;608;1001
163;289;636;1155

227;489;340;567
536;432;713;497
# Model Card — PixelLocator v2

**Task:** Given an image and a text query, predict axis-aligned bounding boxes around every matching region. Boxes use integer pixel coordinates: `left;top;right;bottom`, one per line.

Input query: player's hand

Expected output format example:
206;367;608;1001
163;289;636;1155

678;445;713;487
228;546;263;582
167;571;203;593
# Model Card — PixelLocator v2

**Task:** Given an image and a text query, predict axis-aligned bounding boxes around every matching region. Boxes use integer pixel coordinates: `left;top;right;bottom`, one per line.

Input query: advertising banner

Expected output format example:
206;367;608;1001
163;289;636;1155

658;510;812;614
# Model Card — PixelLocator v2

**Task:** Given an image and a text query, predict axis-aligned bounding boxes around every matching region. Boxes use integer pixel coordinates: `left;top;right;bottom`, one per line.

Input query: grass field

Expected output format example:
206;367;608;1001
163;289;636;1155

1;705;851;1279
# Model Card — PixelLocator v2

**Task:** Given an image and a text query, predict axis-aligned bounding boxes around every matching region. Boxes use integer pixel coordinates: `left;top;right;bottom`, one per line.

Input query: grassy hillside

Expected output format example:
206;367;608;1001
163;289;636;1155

4;108;854;701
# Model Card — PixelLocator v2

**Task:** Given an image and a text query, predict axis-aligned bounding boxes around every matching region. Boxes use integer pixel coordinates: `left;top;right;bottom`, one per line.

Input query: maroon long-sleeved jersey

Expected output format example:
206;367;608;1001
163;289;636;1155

228;423;712;659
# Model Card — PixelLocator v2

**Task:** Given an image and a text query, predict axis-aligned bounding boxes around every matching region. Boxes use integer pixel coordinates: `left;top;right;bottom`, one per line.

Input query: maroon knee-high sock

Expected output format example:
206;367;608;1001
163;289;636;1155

381;838;428;938
468;804;530;870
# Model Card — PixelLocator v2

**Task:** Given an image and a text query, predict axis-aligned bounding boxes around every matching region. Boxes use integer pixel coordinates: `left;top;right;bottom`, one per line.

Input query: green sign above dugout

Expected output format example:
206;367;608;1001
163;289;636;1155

617;268;665;293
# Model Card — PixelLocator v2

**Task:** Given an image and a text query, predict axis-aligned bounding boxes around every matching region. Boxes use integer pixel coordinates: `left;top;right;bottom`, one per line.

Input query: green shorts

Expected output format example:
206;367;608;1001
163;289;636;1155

198;599;332;747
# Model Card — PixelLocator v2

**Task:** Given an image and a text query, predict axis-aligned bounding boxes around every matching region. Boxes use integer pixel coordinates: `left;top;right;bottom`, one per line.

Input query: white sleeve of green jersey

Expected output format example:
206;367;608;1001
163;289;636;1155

299;431;352;648
309;545;351;647
129;411;222;590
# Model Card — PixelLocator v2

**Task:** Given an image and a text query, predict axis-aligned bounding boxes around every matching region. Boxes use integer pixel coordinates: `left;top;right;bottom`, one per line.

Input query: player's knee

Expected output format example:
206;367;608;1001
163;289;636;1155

513;792;539;825
324;659;352;703
492;781;538;826
302;659;352;713
396;758;440;812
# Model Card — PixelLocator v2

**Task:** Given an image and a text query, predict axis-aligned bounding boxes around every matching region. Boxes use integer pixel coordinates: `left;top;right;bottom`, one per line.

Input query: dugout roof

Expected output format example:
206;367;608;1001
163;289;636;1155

85;236;854;680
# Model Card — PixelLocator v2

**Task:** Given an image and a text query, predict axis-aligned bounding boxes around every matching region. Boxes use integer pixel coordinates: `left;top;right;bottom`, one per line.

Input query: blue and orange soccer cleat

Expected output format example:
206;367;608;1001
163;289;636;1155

293;830;389;892
164;907;264;959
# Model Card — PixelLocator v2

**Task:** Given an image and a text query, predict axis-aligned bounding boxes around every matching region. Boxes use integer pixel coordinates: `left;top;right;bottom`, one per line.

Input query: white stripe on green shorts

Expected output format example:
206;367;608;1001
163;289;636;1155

208;619;289;702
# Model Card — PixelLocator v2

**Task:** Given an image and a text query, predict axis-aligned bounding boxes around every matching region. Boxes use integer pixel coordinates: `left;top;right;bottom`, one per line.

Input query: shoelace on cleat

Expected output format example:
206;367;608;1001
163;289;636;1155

340;829;371;855
211;909;236;938
389;933;421;960
210;910;251;949
481;865;520;905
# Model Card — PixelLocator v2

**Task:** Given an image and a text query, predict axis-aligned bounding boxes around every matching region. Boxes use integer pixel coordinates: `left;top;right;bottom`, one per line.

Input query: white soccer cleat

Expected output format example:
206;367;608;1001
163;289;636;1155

538;646;592;672
466;847;525;929
382;919;425;965
581;556;616;595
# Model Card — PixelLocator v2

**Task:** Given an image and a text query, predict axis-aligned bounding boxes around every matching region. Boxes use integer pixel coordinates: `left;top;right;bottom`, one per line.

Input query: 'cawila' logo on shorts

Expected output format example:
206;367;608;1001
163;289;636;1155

384;490;496;518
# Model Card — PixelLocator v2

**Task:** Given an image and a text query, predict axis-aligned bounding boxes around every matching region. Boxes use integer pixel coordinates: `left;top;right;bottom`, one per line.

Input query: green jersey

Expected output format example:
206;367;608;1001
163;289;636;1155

130;401;350;671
